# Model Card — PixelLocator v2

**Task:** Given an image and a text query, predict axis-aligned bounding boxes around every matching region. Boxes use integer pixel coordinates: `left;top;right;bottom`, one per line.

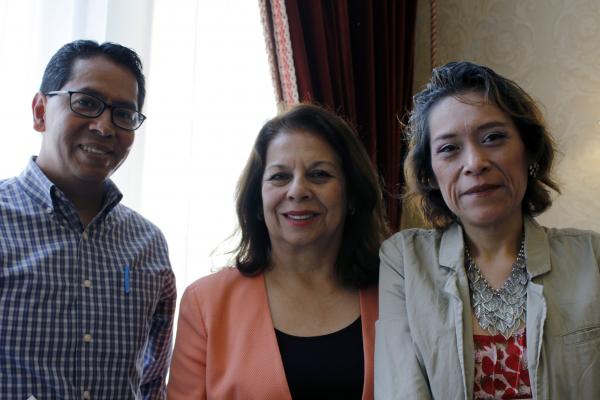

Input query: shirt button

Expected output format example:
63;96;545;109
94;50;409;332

83;333;92;343
83;280;92;288
82;231;89;240
83;390;91;399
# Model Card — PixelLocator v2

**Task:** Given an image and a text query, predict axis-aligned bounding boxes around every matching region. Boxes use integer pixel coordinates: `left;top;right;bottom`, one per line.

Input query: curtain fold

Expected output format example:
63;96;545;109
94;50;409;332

261;0;418;230
260;0;299;106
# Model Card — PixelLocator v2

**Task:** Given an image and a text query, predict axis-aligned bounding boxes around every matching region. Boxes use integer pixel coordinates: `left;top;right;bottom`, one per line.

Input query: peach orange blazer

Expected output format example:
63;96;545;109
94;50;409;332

167;267;378;399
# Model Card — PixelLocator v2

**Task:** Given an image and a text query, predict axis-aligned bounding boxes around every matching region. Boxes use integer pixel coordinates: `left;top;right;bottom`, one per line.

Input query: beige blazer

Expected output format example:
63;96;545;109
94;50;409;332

375;218;600;399
168;267;378;399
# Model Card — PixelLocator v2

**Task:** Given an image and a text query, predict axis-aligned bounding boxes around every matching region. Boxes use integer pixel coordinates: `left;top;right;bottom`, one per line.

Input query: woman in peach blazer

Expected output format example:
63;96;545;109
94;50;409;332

168;104;388;399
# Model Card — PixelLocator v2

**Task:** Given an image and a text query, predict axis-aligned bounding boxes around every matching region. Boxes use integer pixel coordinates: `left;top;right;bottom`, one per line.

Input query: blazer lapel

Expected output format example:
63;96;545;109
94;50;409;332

255;274;293;400
524;219;550;399
440;224;473;400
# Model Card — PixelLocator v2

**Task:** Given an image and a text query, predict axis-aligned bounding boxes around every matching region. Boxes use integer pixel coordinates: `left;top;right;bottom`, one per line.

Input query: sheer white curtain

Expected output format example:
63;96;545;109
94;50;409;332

142;1;276;293
0;0;276;296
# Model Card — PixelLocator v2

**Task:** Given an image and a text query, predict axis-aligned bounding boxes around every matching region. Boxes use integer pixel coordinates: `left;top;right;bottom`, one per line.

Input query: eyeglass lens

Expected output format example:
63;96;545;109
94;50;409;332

70;92;142;130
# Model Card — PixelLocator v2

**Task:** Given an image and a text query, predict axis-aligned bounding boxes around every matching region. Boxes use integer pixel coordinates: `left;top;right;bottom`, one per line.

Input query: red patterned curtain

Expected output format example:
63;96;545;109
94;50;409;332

260;0;418;230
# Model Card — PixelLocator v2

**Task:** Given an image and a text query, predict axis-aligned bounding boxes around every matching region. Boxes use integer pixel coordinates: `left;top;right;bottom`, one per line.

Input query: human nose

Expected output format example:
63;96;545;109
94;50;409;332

463;145;489;175
89;107;116;138
287;175;312;200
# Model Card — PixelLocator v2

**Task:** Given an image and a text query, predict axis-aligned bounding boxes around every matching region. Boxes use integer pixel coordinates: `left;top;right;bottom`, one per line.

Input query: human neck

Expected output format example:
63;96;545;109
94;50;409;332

35;160;106;227
462;214;524;259
462;214;524;288
267;246;340;291
265;246;360;336
53;179;104;227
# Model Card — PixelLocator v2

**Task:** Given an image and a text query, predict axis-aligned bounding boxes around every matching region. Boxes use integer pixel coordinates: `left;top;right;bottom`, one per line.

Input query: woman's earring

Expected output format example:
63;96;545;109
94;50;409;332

528;162;539;178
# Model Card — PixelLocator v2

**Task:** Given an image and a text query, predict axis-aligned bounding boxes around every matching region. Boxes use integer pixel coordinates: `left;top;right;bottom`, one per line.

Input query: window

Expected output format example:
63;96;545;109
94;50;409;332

0;0;276;294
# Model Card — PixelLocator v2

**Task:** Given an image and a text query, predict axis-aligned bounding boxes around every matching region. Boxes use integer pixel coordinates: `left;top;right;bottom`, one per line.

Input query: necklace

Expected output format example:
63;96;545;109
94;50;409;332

465;239;528;339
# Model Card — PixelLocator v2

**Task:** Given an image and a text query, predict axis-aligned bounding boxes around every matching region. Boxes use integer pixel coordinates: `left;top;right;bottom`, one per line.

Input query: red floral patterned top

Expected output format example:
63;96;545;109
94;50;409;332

473;328;532;399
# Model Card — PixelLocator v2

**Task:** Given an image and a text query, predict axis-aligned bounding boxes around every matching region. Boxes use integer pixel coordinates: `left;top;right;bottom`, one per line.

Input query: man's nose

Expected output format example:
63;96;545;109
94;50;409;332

89;108;116;137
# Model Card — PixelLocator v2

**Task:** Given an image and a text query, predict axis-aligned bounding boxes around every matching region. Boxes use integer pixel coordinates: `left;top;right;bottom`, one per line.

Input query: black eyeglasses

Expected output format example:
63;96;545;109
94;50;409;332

45;90;146;131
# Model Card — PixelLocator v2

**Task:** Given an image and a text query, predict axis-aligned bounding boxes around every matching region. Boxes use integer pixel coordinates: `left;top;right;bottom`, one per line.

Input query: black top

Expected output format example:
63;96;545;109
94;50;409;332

275;317;364;400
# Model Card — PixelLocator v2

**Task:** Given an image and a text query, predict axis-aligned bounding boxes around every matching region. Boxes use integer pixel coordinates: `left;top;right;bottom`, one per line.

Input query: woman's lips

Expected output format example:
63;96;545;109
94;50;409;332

282;211;319;225
462;184;501;196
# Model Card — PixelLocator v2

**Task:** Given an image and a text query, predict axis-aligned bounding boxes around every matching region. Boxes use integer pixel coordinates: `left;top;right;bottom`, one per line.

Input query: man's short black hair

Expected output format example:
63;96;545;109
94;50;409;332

40;40;146;109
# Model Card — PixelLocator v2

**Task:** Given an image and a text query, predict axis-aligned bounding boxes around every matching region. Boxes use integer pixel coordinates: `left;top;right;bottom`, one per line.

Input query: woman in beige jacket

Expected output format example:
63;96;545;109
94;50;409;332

376;61;600;399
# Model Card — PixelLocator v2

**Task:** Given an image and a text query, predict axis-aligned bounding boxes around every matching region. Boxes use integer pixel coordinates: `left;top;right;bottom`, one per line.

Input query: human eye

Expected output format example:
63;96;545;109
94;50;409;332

436;143;459;155
114;108;136;121
265;172;291;184
72;93;101;111
482;131;507;144
308;169;333;182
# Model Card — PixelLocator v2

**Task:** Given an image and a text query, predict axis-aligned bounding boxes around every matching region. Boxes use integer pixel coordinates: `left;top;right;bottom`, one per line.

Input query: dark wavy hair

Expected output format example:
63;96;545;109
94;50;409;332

234;103;389;288
40;40;146;109
405;61;560;229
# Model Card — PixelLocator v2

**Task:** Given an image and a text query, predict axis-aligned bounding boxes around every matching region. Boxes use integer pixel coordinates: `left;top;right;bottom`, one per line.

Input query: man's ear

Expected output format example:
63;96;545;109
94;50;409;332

32;92;47;133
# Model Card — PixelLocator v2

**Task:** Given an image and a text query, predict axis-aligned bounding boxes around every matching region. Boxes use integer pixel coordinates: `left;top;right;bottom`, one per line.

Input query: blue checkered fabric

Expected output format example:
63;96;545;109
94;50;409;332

0;158;176;399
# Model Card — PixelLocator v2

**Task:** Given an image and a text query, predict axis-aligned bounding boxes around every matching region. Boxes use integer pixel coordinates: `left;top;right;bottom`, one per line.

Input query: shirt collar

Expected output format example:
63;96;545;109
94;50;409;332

438;217;552;277
17;157;56;211
523;217;551;277
439;223;464;270
101;179;123;215
17;156;123;216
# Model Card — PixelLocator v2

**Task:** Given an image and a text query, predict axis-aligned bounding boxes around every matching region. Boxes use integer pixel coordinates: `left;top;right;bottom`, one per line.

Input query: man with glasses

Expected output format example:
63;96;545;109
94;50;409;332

0;40;175;399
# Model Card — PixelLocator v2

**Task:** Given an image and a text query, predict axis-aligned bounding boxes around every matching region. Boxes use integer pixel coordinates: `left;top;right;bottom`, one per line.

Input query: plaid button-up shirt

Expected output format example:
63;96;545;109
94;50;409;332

0;158;176;399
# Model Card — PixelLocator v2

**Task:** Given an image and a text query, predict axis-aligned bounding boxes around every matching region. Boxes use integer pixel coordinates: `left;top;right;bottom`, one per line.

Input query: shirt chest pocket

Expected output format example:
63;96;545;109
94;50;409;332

549;294;600;395
560;323;600;370
555;324;600;397
111;266;162;316
563;325;600;346
90;266;164;358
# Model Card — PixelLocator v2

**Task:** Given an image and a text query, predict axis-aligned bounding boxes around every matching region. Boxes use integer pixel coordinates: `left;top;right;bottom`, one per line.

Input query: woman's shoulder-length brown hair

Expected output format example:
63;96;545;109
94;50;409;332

234;103;389;288
404;61;560;230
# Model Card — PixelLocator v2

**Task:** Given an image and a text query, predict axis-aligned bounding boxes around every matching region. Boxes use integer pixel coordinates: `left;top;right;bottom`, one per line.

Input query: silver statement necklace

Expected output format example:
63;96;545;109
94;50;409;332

465;239;528;339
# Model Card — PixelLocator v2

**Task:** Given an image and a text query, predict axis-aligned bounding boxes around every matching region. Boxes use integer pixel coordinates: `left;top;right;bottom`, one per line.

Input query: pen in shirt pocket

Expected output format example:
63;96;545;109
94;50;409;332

124;264;131;294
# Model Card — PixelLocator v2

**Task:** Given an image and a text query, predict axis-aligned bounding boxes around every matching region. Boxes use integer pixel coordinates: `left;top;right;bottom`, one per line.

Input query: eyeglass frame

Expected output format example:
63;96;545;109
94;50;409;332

45;90;147;131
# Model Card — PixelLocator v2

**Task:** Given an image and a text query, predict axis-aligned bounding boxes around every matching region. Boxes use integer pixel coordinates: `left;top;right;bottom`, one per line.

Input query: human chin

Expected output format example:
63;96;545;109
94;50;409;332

461;204;513;227
71;155;118;183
